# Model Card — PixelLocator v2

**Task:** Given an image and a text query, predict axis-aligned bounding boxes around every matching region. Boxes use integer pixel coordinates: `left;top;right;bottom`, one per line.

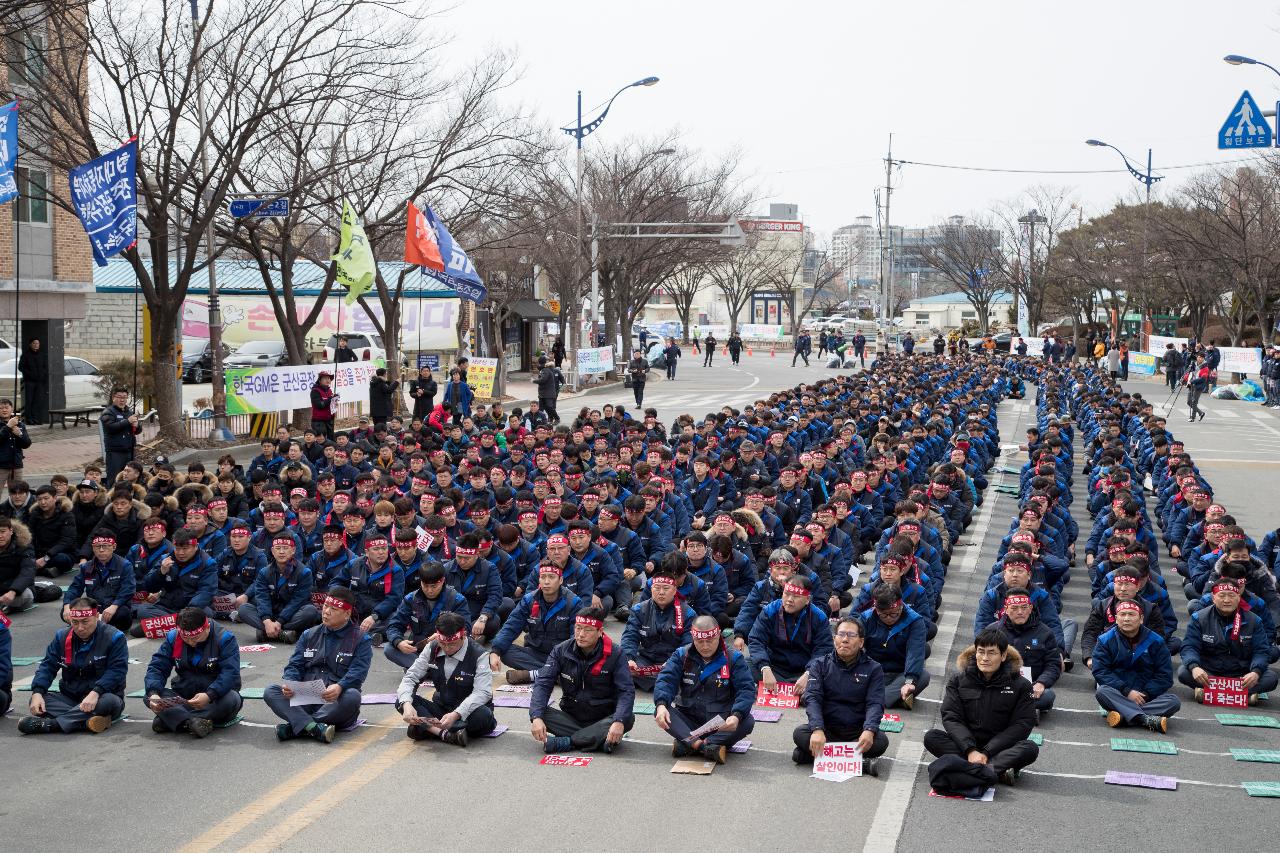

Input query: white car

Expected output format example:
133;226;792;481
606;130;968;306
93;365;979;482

0;356;108;409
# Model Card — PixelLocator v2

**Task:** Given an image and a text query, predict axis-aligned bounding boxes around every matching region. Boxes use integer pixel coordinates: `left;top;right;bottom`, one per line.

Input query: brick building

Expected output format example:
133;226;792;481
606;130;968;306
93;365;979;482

0;13;94;409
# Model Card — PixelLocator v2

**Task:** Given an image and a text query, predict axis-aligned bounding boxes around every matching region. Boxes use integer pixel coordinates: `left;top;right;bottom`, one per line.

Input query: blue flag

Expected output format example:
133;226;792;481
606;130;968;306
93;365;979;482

422;204;487;303
68;139;138;266
0;101;17;205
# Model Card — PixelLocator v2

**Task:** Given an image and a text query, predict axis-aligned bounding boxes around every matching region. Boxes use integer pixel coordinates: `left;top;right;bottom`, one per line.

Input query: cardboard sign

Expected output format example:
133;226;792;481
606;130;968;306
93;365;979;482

1231;748;1280;763
730;740;752;754
212;594;237;614
1216;713;1280;728
484;725;509;738
813;742;862;781
1204;676;1249;707
756;682;800;709
494;694;531;708
415;525;433;550
149;694;187;711
496;684;533;693
880;715;905;733
671;759;716;775
751;708;784;723
540;755;592;767
141;613;178;639
1243;781;1280;797
1104;771;1177;790
1110;738;1177;755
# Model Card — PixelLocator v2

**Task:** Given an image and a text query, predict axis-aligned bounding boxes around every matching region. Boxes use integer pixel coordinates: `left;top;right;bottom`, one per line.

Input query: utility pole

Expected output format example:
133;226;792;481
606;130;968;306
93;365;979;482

881;134;903;345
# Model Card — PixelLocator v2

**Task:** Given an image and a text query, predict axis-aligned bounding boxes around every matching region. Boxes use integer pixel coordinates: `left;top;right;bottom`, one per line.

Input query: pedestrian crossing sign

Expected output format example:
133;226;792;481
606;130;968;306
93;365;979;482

1219;90;1273;149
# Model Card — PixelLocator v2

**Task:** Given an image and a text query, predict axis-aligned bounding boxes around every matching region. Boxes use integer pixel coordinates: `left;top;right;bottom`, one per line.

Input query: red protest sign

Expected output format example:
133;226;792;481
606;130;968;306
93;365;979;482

756;682;800;709
1204;676;1249;707
882;713;901;723
131;591;151;603
813;742;862;779
141;613;177;638
631;663;663;676
540;755;592;767
212;594;237;614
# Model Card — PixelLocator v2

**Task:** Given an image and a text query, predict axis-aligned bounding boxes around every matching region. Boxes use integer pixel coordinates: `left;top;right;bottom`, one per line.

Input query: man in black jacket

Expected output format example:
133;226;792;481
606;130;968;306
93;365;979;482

924;626;1040;787
792;615;889;773
368;368;398;429
100;388;141;484
0;398;32;489
535;357;561;424
0;517;36;615
530;605;636;754
28;486;77;577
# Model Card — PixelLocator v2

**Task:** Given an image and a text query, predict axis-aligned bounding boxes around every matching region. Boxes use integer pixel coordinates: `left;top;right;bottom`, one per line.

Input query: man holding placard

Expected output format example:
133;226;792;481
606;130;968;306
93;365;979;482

265;588;371;743
654;615;755;765
395;611;495;746
621;568;695;691
792;615;889;775
1179;578;1278;700
144;606;243;737
747;574;833;692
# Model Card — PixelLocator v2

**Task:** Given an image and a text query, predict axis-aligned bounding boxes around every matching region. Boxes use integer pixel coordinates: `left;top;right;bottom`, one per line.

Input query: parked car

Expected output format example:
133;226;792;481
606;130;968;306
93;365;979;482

0;356;108;409
225;340;290;368
181;337;231;383
642;340;669;368
965;331;1013;352
322;332;385;363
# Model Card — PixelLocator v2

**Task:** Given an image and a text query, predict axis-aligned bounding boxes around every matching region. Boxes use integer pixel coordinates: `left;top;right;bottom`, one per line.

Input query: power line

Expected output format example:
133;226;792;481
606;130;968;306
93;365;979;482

894;155;1267;175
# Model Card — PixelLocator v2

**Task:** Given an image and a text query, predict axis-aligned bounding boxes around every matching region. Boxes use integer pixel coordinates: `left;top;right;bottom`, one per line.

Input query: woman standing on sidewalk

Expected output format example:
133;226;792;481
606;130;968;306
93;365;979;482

1185;352;1209;422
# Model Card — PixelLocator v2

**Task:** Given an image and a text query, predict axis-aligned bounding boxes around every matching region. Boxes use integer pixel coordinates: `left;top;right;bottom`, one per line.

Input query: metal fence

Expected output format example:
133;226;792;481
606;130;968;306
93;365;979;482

180;401;366;440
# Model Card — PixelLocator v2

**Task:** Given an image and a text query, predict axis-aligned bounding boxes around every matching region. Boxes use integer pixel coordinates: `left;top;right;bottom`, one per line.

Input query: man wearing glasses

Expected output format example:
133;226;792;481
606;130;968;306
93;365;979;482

792;615;889;774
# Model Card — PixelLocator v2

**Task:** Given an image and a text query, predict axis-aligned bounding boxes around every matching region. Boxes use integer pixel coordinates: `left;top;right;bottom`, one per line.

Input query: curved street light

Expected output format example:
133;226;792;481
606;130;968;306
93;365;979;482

1224;54;1280;79
557;77;660;386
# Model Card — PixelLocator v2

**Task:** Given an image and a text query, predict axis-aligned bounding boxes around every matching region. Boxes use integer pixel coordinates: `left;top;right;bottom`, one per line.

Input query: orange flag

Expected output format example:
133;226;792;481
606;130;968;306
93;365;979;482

404;200;445;271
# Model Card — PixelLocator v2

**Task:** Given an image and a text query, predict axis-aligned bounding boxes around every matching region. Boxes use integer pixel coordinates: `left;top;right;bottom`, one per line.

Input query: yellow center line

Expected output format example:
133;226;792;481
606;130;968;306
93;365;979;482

176;712;401;853
240;736;419;852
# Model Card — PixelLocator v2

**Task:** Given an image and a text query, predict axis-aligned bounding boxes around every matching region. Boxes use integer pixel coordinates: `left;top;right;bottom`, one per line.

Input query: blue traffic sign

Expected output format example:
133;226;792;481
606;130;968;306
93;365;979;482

1218;90;1272;149
228;197;290;218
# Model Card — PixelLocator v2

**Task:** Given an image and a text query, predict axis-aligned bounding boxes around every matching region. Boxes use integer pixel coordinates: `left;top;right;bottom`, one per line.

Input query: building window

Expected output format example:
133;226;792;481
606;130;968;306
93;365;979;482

960;310;977;321
9;33;44;85
16;166;49;223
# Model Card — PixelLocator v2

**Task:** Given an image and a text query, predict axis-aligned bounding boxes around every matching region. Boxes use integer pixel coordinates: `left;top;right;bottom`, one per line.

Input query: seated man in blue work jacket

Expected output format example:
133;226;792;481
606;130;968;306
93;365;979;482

654;615;756;765
265;588;372;743
144;606;243;737
792;614;890;774
861;582;930;710
1091;599;1179;733
20;597;128;734
747;574;833;693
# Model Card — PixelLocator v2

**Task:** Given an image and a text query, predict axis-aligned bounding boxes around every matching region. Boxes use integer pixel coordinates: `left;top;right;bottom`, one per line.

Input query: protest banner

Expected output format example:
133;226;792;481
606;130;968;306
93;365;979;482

469;357;498;398
755;682;800;709
813;742;862;781
1204;676;1249;707
576;346;614;375
141;613;177;639
224;362;380;416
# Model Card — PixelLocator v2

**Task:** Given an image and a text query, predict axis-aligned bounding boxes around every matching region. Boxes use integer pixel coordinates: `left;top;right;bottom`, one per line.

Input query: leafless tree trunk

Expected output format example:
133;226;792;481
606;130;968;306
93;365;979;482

916;217;1007;335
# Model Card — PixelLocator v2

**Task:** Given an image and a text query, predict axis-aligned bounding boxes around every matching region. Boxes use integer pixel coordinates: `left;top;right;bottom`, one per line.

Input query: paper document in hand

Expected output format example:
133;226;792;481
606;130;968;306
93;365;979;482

688;715;725;739
282;679;328;706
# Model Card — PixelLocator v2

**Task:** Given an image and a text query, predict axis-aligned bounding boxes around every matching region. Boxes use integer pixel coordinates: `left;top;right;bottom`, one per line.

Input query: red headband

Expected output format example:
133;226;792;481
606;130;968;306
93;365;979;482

323;595;353;612
143;519;167;530
272;536;295;547
1115;600;1142;615
519;511;539;520
691;627;720;640
1003;594;1031;608
1213;580;1243;595
455;547;477;556
546;534;568;546
539;564;563;576
439;627;467;643
322;531;342;540
652;576;676;588
68;606;98;619
91;535;115;546
783;582;810;597
187;506;208;516
575;616;604;629
179;619;209;640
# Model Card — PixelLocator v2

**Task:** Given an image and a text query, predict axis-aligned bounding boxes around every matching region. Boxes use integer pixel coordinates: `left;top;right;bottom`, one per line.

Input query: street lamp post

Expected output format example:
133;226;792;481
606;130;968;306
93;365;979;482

1016;209;1047;338
1085;139;1164;342
560;76;658;388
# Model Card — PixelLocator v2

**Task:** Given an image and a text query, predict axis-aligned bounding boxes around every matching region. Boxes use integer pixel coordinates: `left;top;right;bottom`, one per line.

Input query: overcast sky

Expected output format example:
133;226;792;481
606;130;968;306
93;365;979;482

438;1;1279;239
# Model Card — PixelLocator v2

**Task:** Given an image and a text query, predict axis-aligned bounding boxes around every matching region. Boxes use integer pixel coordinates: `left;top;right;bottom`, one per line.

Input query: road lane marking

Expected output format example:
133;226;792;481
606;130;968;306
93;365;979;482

240;736;418;852
176;711;401;853
862;399;1011;853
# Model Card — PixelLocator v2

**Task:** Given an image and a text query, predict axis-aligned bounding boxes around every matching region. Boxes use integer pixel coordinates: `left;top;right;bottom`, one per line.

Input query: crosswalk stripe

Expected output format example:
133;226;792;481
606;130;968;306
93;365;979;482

1214;408;1239;418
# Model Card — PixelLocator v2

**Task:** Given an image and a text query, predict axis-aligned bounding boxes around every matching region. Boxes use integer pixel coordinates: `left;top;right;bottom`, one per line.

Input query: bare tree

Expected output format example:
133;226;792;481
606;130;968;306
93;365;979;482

661;262;711;344
706;231;787;336
15;0;427;440
916;217;1007;334
766;241;845;334
991;185;1079;333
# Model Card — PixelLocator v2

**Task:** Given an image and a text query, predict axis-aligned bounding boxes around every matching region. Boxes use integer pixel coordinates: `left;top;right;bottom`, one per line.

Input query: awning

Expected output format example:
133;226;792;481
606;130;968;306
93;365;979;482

507;299;556;320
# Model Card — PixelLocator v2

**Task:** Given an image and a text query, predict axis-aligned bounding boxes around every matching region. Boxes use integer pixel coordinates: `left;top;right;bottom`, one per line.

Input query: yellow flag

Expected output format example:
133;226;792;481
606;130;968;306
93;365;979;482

333;199;376;305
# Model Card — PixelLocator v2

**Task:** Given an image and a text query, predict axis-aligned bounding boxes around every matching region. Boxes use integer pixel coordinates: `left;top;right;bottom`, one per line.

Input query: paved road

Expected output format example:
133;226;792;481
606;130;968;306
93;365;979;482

4;367;1279;852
